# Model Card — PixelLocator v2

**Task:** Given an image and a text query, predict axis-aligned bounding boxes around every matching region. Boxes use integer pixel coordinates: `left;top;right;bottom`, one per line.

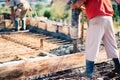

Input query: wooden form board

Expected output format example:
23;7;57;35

58;26;70;35
38;21;47;30
1;33;60;52
0;19;14;28
0;33;60;63
0;53;85;80
26;18;70;36
0;48;119;80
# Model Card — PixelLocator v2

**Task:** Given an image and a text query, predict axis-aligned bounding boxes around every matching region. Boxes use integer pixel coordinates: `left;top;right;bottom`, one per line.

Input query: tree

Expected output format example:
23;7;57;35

117;5;120;17
43;10;51;19
113;4;119;21
1;4;5;8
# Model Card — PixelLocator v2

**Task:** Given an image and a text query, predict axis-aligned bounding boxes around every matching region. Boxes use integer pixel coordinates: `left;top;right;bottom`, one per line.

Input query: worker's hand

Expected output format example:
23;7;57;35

70;0;84;9
70;3;76;10
80;5;86;13
29;7;32;11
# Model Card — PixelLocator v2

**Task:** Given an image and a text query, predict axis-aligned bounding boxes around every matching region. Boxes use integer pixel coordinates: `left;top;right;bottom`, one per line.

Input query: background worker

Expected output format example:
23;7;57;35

6;0;31;31
71;0;120;79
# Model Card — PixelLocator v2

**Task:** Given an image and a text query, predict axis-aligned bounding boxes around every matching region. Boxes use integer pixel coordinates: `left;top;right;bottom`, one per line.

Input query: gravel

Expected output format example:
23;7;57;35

49;35;120;56
49;44;85;56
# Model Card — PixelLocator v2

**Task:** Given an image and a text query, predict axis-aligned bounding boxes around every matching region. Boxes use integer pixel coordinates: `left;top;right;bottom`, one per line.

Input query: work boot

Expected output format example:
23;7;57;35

14;20;19;31
21;18;26;30
112;58;120;73
80;60;95;79
105;58;120;78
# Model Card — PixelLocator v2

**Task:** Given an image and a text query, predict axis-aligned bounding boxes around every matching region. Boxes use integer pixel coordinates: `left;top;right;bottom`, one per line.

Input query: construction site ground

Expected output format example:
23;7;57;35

0;29;119;80
0;16;120;80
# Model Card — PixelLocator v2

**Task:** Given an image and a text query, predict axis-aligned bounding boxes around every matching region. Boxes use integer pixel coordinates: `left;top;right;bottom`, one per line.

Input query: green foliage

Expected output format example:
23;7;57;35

0;10;2;15
117;5;120;16
43;10;52;19
35;3;44;10
1;4;5;7
114;21;120;29
1;1;119;23
0;6;10;14
47;0;70;20
32;1;70;20
113;4;120;21
65;5;70;11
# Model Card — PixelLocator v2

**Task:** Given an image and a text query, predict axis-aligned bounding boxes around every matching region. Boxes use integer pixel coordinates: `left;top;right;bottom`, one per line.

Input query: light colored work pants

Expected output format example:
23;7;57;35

85;16;119;61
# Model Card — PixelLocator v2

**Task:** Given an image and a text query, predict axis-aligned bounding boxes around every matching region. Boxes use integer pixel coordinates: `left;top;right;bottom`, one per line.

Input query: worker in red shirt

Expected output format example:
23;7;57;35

71;0;120;79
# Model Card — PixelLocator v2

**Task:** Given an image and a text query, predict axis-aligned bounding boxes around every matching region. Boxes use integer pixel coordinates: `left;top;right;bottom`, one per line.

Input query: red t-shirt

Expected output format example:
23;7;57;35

83;0;114;19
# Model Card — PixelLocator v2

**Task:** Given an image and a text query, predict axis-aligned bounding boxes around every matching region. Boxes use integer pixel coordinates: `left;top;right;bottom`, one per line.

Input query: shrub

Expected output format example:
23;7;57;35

43;10;52;19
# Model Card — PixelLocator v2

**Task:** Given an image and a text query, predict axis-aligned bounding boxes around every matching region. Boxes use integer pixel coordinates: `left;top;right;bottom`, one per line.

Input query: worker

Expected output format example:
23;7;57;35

70;0;120;79
6;0;32;31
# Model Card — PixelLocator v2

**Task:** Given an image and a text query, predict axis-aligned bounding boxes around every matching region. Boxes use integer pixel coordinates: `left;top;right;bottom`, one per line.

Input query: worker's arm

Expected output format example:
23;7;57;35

10;7;15;23
70;0;84;9
6;0;15;22
20;6;32;18
70;0;86;12
21;9;27;18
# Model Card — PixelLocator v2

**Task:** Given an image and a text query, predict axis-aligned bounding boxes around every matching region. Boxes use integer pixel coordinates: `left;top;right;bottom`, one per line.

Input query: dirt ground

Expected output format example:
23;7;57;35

0;31;119;80
0;37;38;62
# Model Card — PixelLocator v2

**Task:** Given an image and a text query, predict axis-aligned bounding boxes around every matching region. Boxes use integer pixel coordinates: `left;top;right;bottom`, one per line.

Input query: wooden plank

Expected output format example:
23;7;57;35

0;50;55;63
29;18;38;27
4;20;13;28
0;21;5;28
0;19;14;28
0;51;40;63
0;53;85;80
0;30;29;34
26;18;31;25
1;34;59;51
0;48;119;80
16;54;28;61
58;26;70;35
40;39;60;51
46;22;57;32
44;38;69;44
38;50;57;57
38;21;47;30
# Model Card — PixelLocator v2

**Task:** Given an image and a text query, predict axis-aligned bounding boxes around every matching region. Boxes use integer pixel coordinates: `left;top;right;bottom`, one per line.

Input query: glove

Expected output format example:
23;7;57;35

70;0;84;9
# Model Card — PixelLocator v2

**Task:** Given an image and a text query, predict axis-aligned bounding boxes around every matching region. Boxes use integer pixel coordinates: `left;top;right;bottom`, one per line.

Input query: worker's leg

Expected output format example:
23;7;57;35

102;16;120;78
84;16;105;78
14;17;20;31
85;16;105;61
21;17;26;30
102;16;119;59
